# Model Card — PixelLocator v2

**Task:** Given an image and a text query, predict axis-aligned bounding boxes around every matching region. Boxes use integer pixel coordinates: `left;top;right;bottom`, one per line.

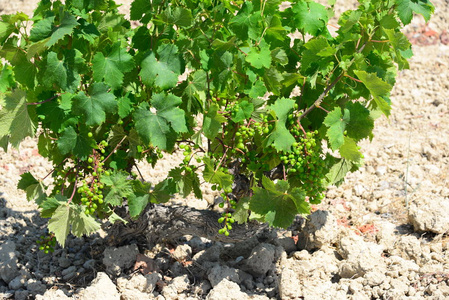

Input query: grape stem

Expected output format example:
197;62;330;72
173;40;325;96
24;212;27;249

102;135;127;163
26;93;63;106
67;170;78;205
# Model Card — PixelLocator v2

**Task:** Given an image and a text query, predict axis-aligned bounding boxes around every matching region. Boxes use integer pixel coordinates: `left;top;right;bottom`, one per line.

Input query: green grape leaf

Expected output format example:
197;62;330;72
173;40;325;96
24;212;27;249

57;126;77;154
47;12;79;47
233;197;251;224
265;15;287;41
229;2;255;40
353;70;392;116
92;43;134;89
48;203;71;247
17;172;46;204
76;19;101;44
140;51;179;89
345;102;374;141
266;98;295;152
134;93;187;150
249;177;308;228
150;177;178;203
70;205;101;238
323;107;350;151
161;7;193;27
168;167;203;199
72;83;117;126
0;65;14;92
246;43;272;69
44;51;80;92
395;0;434;25
29;16;55;42
182;70;206;111
271;48;288;65
117;95;133;118
203;157;233;190
96;13;126;33
325;158;353;186
340;136;362;162
292;0;328;35
101;171;134;206
40;195;64;218
130;0;152;21
263;67;283;95
128;194;150;218
11;51;36;89
203;104;226;140
245;80;267;99
108;211;128;224
0;90;35;148
57;127;94;160
128;180;152;218
232;101;254;123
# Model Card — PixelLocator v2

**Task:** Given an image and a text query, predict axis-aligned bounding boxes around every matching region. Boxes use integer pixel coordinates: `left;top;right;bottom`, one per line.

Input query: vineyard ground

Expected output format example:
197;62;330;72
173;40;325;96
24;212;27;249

1;0;449;299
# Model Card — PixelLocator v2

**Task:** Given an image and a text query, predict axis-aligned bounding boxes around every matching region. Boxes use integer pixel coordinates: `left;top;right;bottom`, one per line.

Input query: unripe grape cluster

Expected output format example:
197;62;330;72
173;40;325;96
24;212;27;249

281;128;327;204
36;234;57;254
78;146;108;215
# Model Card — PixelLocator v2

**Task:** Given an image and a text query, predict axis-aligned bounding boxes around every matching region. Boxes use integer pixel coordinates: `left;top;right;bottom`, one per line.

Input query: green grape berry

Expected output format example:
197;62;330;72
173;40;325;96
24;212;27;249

88;132;93;138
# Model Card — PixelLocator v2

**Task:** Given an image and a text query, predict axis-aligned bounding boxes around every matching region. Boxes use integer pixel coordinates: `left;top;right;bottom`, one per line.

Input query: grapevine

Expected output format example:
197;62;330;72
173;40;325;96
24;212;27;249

0;0;434;247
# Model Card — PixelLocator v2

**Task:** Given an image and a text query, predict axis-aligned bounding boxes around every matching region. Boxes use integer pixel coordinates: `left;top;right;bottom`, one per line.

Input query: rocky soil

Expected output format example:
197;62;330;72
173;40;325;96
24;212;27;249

1;0;449;299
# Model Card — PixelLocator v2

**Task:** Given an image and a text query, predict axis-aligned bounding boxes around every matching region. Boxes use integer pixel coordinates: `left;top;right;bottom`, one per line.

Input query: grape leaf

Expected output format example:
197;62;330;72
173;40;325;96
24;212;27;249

323;107;350;150
70;205;101;238
265;98;295;152
57;127;77;154
128;180;152;218
292;0;328;35
29;16;55;42
249;177;308;228
140;51;179;90
117;95;133;118
0;65;14;92
11;51;36;89
203;104;226;140
168;167;203;199
150;177;178;204
161;7;193;27
265;15;287;41
203;157;233;190
17;172;46;204
48;203;71;247
40;195;64;218
128;194;150;218
325;158;353;186
246;43;272;69
232;101;254;123
92;43;134;89
345;102;374;141
340;136;362;162
263;67;283;95
0;89;35;148
353;70;392;116
72;83;117;126
182;70;206;111
47;12;79;47
44;51;80;92
229;2;255;40
395;0;434;25
101;171;134;206
134;93;187;150
130;0;152;21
